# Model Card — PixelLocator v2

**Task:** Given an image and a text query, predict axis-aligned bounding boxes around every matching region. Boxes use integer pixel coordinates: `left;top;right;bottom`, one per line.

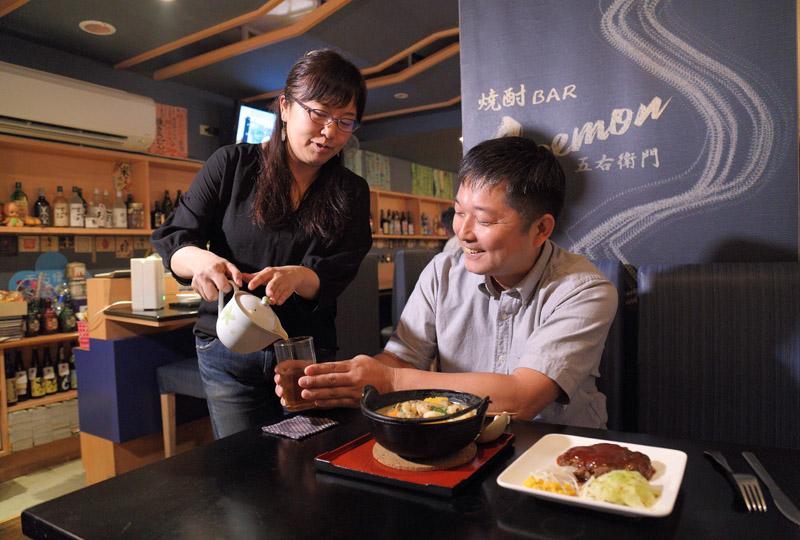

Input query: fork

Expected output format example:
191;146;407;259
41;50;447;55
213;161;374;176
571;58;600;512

704;450;767;512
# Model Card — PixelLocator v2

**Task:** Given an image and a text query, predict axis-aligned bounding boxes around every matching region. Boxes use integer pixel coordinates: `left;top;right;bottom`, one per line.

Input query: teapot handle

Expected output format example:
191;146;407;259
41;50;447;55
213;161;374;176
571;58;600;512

217;279;240;313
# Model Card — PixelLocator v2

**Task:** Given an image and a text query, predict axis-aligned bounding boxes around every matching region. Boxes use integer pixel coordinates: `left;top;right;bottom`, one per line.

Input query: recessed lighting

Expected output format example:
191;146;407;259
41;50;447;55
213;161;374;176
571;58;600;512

393;92;409;100
79;20;116;36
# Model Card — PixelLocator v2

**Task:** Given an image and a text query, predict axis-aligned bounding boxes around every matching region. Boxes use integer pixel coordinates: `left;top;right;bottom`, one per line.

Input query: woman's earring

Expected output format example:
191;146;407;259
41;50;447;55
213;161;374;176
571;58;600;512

280;122;286;142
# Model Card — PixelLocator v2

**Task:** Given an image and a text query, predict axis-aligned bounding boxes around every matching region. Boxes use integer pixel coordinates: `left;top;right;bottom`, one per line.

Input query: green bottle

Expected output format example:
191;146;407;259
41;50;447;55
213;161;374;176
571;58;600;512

43;347;57;395
29;349;45;398
57;344;71;392
11;181;29;219
69;349;78;390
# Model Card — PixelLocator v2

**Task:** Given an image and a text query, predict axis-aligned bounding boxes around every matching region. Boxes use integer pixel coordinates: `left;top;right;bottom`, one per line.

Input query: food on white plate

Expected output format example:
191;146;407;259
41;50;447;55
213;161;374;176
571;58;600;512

556;442;656;482
523;468;578;496
376;396;476;420
522;443;661;508
581;470;661;508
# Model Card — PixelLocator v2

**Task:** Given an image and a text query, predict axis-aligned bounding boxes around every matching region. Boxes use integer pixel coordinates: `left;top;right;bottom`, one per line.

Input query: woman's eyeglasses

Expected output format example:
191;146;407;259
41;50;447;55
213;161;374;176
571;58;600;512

288;96;360;133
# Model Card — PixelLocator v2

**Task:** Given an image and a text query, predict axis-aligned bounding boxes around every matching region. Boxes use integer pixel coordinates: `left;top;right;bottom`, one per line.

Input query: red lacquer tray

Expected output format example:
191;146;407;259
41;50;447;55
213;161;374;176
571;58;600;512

314;432;515;496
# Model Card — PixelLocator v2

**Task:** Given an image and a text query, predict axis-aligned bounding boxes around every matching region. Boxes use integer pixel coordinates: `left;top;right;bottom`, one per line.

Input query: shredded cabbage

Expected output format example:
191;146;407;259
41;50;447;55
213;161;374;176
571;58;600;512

580;470;661;508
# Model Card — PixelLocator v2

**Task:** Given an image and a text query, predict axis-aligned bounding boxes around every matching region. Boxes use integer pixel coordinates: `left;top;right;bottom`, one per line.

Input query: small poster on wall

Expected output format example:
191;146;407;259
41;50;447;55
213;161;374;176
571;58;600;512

95;236;115;253
115;237;133;259
74;236;93;253
40;236;59;252
148;103;188;158
18;236;39;253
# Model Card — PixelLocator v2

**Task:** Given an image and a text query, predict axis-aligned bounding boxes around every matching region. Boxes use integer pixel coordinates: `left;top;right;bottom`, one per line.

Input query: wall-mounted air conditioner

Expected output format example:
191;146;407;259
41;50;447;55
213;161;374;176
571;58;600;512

0;61;156;152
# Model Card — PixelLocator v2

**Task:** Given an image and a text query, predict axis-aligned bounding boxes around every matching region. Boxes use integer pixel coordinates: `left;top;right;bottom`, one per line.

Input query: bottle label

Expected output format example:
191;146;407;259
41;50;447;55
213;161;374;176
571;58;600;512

58;362;70;377
31;377;45;397
69;204;84;227
113;208;128;228
15;371;28;392
39;207;51;226
54;204;69;226
6;379;17;403
59;375;71;392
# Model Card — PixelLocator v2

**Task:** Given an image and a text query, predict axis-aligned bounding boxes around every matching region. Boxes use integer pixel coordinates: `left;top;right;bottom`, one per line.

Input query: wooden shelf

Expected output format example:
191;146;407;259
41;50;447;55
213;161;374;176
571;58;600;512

8;390;77;413
0;227;151;236
370;188;451;204
0;332;79;351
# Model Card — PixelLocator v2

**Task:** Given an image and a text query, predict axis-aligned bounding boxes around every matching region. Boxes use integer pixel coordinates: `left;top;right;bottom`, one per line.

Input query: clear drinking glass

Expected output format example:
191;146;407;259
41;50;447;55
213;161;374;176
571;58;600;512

273;336;317;412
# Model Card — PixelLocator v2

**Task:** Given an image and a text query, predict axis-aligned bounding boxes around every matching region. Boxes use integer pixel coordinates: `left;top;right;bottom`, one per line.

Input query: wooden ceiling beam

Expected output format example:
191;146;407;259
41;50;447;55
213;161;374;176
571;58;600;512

365;42;459;90
242;40;461;104
0;0;28;18
115;0;284;70
362;95;461;123
361;27;459;76
152;0;350;81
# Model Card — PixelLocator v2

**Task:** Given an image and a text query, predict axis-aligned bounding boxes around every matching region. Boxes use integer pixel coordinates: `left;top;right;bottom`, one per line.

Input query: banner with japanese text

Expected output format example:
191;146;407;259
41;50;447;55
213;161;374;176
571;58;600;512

460;0;797;264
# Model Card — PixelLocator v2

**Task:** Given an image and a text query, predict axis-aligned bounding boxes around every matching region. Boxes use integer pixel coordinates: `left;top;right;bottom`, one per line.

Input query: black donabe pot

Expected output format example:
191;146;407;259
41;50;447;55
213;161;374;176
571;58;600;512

360;385;490;459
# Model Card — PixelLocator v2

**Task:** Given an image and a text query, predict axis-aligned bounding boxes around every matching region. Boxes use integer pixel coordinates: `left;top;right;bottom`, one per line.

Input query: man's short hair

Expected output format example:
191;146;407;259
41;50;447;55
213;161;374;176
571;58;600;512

458;136;566;226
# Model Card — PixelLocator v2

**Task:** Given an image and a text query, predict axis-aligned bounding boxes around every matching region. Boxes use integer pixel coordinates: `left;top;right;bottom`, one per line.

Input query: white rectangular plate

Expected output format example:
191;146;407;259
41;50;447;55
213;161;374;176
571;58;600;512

497;433;687;517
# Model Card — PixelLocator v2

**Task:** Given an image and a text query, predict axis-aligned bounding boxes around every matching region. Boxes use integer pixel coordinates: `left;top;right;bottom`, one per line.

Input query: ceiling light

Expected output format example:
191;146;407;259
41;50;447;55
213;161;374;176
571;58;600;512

393;92;409;100
459;136;463;143
79;20;116;36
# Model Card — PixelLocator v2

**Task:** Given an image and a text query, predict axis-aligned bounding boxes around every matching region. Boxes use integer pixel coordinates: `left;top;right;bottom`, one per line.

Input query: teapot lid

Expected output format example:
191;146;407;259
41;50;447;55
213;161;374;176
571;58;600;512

235;290;289;341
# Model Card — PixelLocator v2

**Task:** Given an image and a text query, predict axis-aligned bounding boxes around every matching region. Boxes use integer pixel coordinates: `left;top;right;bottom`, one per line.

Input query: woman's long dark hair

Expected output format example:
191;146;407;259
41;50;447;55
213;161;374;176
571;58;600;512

252;49;367;246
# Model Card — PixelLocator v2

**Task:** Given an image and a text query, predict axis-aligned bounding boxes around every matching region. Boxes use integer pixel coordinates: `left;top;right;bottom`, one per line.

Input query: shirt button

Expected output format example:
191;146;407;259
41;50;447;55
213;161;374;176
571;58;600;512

498;354;506;363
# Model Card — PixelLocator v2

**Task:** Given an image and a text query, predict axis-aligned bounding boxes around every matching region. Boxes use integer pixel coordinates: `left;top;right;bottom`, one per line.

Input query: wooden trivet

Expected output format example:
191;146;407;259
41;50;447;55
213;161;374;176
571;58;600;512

372;442;477;471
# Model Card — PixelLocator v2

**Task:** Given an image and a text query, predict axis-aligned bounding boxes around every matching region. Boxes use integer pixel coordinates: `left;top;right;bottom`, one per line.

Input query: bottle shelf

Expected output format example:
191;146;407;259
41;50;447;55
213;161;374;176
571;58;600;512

0;227;151;236
7;390;77;413
0;332;79;351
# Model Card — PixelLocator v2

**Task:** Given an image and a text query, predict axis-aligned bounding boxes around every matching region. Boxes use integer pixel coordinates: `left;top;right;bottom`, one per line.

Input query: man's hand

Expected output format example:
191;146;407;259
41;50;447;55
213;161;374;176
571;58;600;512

274;354;397;408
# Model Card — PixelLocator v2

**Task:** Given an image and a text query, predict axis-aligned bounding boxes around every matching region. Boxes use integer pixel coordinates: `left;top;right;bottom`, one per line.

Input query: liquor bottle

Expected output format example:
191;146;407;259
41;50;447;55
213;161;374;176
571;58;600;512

33;188;51;226
175;189;183;207
380;209;389;235
59;301;77;332
69;186;85;227
85;188;101;228
42;299;59;334
43;347;57;395
5;359;18;406
10;181;29;219
53;185;69;227
407;211;415;235
101;189;112;227
29;348;45;399
151;201;163;229
112;190;128;228
69;349;78;390
57;343;71;392
400;211;408;235
14;351;29;402
25;299;41;337
161;190;173;219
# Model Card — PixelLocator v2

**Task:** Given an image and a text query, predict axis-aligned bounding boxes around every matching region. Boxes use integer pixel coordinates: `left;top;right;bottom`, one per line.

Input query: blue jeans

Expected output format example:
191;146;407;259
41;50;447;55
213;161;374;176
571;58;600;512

195;337;284;439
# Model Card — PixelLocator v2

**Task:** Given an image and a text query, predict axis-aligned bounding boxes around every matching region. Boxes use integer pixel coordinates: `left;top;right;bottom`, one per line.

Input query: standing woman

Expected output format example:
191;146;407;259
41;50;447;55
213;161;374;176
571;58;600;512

151;50;371;438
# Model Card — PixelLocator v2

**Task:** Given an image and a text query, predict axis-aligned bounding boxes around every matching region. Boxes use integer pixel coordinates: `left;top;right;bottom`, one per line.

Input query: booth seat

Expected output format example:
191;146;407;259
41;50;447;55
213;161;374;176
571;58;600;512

635;262;800;450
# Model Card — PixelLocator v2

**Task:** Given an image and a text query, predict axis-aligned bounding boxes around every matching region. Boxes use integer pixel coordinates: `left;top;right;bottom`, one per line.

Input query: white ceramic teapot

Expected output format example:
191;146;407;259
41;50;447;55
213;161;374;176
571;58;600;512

216;280;288;354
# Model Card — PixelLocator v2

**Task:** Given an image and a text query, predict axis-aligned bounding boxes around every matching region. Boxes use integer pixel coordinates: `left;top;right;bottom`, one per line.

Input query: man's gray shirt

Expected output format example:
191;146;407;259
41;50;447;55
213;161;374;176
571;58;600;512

385;240;618;428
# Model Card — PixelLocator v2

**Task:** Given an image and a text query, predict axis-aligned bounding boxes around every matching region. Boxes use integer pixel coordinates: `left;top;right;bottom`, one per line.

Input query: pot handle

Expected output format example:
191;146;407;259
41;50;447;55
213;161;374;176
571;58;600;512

217;279;240;313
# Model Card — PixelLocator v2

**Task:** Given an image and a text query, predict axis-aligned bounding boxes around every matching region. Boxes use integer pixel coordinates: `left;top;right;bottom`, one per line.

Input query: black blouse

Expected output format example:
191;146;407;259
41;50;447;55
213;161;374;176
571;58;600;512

150;143;373;352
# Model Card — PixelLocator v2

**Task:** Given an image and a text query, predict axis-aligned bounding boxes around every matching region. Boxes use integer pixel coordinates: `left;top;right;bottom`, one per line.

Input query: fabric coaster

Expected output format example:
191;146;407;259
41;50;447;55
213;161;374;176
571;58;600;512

261;415;339;440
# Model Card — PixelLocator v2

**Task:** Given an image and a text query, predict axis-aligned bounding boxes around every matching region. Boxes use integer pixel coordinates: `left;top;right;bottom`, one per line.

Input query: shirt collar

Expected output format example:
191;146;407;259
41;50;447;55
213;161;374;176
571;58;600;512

477;240;554;301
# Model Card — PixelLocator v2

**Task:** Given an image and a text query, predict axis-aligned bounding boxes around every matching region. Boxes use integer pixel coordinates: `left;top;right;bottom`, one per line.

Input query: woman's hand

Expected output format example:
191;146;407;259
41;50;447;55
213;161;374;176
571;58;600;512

243;265;320;305
274;355;397;408
172;246;242;301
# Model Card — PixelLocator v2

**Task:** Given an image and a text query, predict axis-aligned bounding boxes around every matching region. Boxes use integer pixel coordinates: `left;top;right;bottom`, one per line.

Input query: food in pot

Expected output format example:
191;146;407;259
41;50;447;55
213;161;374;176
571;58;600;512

556;443;656;482
376;396;476;420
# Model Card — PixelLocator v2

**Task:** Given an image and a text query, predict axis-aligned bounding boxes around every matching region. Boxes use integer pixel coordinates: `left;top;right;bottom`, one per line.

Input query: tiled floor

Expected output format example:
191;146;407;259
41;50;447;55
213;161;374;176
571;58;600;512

0;460;85;522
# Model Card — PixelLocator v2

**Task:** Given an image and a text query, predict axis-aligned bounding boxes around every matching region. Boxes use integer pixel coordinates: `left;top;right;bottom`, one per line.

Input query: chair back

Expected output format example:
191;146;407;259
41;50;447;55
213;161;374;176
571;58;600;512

336;253;381;360
636;262;800;449
591;260;632;431
392;249;438;326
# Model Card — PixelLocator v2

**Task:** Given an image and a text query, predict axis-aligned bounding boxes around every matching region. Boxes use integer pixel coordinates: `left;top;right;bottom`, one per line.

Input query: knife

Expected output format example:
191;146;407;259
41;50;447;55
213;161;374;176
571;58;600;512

742;451;800;527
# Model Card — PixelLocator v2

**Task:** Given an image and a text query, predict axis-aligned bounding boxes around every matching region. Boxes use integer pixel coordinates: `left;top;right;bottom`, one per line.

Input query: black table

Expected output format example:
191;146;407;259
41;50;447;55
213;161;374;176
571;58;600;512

22;409;800;539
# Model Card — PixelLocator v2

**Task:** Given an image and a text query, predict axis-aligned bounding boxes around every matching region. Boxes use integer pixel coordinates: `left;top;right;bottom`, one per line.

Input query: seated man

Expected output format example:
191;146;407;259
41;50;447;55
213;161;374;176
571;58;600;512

276;136;618;428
